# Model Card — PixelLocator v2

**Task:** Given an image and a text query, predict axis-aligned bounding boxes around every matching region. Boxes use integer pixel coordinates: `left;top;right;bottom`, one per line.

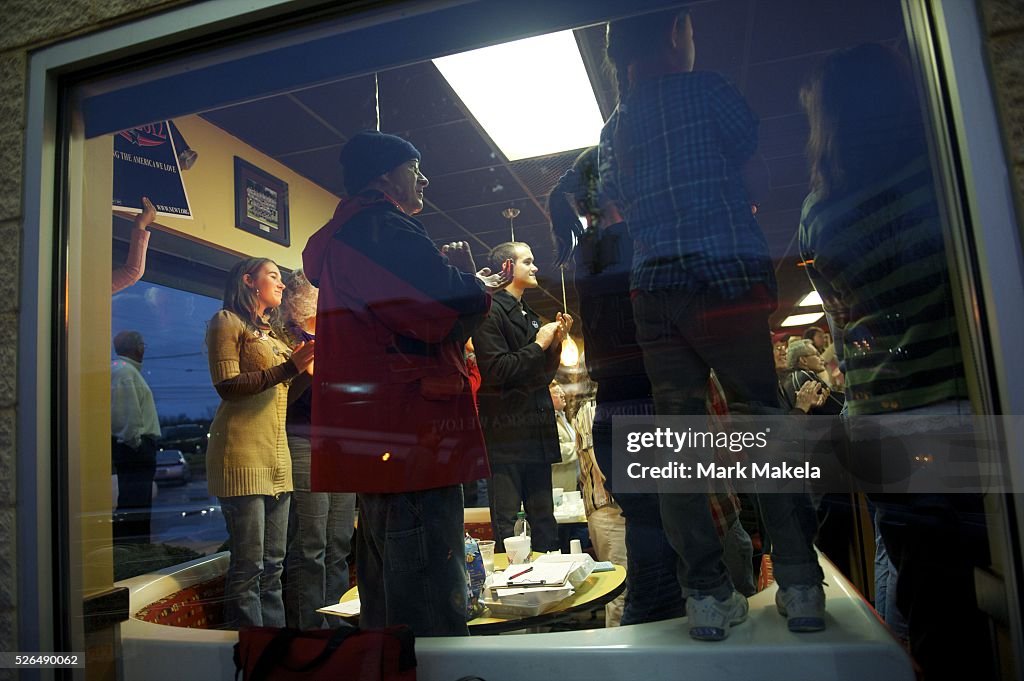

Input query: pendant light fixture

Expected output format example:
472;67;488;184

502;207;520;241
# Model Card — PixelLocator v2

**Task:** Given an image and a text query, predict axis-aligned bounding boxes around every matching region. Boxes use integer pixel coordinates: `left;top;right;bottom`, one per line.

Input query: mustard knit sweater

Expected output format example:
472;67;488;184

205;309;302;498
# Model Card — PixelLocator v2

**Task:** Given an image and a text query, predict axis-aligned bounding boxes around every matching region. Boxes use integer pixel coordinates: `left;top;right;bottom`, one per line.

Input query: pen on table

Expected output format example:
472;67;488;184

506;566;533;581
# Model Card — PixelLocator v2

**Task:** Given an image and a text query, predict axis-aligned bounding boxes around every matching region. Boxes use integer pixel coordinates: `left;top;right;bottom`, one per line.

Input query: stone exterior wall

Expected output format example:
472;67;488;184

0;0;192;673
981;0;1024;224
0;0;1020;673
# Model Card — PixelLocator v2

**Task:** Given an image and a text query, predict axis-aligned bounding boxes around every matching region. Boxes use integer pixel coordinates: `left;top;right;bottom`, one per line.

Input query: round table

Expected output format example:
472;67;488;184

325;553;626;634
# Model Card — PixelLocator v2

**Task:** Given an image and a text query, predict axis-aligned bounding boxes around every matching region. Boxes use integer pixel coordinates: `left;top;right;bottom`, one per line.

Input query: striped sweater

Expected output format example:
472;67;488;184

798;156;966;415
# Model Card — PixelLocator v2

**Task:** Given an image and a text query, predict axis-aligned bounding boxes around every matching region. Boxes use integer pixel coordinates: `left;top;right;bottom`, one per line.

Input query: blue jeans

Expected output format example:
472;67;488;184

219;493;290;629
597;418;756;623
357;485;468;636
633;286;823;599
285;436;357;629
873;512;908;640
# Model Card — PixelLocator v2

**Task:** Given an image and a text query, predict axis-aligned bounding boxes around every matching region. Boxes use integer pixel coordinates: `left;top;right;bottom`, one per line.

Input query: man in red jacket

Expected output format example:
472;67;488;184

302;131;509;636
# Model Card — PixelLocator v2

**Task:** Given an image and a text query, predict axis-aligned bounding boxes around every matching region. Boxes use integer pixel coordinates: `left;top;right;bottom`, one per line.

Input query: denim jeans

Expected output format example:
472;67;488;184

873;513;908;640
594;397;756;623
633;286;822;599
219;493;290;629
285;436;357;629
357;485;468;636
594;401;683;624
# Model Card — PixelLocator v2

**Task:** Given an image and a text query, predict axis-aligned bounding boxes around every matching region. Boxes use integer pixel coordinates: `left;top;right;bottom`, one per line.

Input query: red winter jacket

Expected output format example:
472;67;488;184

302;193;492;493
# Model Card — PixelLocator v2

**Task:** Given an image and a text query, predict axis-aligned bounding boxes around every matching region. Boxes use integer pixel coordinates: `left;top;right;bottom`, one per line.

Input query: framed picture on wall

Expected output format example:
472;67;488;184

233;156;290;246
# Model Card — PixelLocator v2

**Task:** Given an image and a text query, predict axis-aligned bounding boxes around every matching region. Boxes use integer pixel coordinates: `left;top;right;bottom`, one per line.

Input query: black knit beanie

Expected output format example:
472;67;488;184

338;131;421;196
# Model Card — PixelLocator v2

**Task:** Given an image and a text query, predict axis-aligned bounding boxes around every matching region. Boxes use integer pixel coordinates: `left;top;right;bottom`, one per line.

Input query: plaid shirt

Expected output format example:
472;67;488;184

600;71;775;298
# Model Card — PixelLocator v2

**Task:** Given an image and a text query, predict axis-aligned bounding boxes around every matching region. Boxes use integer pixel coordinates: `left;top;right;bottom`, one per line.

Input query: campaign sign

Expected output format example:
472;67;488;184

112;121;193;219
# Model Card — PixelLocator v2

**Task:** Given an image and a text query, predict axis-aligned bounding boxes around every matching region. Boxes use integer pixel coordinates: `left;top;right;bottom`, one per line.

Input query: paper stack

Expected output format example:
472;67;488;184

481;553;595;618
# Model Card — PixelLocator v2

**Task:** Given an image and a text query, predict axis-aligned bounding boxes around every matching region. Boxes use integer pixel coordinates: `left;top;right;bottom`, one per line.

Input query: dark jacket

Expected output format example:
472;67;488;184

302;192;491;493
575;221;651;404
779;369;844;416
473;290;561;466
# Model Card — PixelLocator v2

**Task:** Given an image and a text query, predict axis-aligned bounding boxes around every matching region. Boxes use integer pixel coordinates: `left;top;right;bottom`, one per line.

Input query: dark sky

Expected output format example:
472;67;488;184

112;282;222;422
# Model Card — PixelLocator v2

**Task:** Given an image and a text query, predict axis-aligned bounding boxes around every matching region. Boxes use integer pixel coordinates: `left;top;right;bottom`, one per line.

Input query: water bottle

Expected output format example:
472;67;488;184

513;510;530;538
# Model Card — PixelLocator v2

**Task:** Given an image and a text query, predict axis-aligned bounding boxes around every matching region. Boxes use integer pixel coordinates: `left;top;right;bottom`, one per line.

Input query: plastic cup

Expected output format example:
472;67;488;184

478;540;496;574
503;535;531;564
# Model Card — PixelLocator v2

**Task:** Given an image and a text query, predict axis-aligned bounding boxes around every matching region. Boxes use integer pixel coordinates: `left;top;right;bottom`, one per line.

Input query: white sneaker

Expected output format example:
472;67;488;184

686;591;749;641
776;584;826;632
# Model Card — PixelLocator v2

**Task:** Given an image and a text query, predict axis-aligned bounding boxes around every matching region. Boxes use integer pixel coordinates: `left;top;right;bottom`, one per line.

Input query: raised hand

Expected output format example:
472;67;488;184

475;258;513;294
290;340;315;374
553;311;574;343
136;196;157;230
441;240;477;273
794;380;826;413
534;321;563;350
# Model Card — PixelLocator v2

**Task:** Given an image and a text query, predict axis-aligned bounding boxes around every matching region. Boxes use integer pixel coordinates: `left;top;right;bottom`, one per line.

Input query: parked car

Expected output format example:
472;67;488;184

154;449;191;486
159;423;209;456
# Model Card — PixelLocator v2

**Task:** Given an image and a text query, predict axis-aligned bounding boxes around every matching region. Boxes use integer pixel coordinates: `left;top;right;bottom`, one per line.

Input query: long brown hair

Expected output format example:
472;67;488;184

222;257;279;328
801;43;926;201
547;147;599;266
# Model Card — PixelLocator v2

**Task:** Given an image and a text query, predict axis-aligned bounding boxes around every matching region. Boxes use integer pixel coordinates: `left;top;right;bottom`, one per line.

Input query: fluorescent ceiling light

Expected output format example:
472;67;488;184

780;312;825;327
433;31;604;161
797;290;823;307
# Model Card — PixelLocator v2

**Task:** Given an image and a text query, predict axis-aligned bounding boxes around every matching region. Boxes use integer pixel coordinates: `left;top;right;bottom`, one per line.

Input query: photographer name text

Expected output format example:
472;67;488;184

626;461;820;480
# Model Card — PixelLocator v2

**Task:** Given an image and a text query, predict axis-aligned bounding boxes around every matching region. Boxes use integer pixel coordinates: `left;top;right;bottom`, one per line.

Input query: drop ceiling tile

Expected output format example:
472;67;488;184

278;145;345;196
744;53;820;121
747;0;904;64
767;154;810;190
758;184;809;216
201;96;342;156
441;200;547;239
508;152;580;200
379;62;468;131
758;114;809;160
690;0;754;74
403;121;500;176
291;76;379;137
426;165;527;210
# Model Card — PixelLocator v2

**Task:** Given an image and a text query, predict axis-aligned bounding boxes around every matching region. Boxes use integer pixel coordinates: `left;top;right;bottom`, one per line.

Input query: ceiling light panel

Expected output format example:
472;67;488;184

797;290;823;307
780;312;825;327
434;31;604;161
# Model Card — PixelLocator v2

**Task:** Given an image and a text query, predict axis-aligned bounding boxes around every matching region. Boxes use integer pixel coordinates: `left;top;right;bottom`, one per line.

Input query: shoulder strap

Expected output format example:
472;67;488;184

243;627;360;681
245;629;296;681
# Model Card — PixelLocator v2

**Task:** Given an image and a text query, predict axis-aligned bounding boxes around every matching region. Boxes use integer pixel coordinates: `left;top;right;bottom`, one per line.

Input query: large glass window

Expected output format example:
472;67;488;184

49;0;1018;676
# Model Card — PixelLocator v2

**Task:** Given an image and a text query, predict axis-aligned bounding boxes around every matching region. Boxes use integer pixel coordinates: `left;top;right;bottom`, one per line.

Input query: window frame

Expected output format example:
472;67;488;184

19;0;1024;664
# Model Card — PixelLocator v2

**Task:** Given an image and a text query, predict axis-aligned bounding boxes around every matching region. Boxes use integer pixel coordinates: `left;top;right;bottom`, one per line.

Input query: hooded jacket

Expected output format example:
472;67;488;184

302;192;491;493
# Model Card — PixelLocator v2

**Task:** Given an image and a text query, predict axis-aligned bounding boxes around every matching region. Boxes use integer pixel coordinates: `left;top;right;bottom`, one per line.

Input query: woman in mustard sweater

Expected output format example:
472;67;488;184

206;257;314;628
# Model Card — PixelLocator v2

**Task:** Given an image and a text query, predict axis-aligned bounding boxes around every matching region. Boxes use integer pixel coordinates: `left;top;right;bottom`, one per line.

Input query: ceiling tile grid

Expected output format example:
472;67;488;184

194;0;912;329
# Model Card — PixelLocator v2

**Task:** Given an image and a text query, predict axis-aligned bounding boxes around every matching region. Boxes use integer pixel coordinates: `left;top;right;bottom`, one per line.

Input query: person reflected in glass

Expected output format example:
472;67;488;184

280;268;356;629
798;43;990;680
302;131;510;637
205;257;314;629
548;146;756;626
110;330;161;543
600;6;824;640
